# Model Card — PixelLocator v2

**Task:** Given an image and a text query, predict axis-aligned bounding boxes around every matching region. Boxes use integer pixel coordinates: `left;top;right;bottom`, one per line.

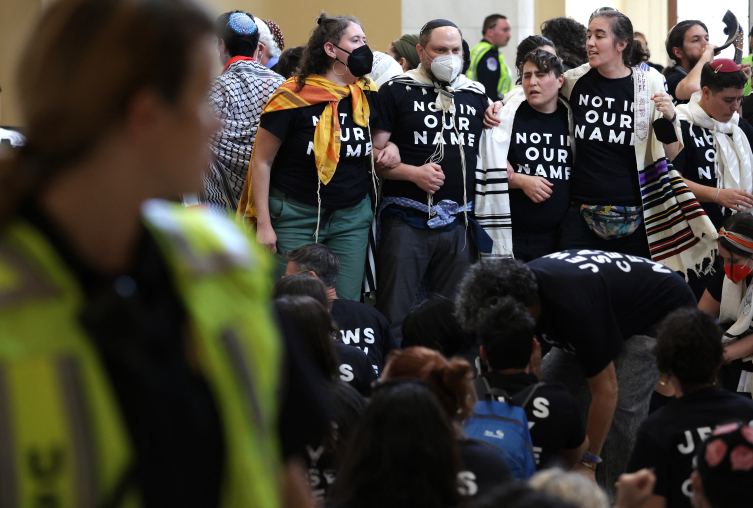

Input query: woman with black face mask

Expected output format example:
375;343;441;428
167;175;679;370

238;12;399;301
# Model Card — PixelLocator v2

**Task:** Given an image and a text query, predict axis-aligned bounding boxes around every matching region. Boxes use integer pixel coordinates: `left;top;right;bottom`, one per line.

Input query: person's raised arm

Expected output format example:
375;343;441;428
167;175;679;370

251;127;283;253
574;361;618;480
372;128;445;194
674;44;716;101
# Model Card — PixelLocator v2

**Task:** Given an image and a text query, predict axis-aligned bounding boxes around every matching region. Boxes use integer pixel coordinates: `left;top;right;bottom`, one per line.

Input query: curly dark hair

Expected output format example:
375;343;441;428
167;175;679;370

654;307;723;393
515;36;556;84
518;48;565;86
297;12;364;89
540;17;587;69
455;258;539;334
477;296;536;370
401;294;474;357
588;10;650;68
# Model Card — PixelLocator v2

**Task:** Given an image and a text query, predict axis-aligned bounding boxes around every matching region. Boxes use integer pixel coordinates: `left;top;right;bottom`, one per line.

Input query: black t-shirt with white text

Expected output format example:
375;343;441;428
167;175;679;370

262;91;378;209
666;66;689;106
627;387;753;508
570;68;640;206
331;299;396;376
508;101;572;233
483;372;585;469
458;438;514;498
528;250;696;377
673;118;753;229
333;342;376;398
374;81;489;205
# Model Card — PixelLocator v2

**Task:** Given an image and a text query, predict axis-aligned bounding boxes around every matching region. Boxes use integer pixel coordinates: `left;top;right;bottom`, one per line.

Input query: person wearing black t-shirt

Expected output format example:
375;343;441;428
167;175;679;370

283;243;397;376
663;21;713;106
698;213;753;398
238;14;400;302
557;11;680;259
382;347;514;499
455;252;696;497
372;19;490;338
673;61;753;231
473;296;587;469
672;60;753;299
627;308;753;508
505;50;572;260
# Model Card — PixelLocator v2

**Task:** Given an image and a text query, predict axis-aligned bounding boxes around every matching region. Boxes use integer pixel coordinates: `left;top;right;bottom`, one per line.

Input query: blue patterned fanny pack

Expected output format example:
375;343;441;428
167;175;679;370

579;204;643;240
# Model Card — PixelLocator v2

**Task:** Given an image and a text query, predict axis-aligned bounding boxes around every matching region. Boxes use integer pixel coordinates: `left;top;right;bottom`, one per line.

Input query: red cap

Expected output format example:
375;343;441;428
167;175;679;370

710;58;741;73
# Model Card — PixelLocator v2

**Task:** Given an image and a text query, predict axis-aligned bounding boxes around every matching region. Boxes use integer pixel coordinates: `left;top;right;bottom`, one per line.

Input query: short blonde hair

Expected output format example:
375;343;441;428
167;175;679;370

529;468;609;508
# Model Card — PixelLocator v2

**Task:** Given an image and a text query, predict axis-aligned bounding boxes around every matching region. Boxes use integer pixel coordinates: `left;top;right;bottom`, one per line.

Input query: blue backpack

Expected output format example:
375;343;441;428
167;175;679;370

463;378;538;480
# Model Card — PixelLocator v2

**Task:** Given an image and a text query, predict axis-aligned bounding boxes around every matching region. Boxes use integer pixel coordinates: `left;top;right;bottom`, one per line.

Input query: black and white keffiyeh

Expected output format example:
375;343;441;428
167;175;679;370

203;60;284;211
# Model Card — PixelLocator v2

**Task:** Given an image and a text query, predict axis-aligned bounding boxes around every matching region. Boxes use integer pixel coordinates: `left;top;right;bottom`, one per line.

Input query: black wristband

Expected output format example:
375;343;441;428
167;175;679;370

653;116;679;144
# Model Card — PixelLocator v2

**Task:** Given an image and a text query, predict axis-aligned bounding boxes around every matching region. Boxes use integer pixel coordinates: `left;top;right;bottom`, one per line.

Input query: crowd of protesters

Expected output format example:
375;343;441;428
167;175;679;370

2;0;753;507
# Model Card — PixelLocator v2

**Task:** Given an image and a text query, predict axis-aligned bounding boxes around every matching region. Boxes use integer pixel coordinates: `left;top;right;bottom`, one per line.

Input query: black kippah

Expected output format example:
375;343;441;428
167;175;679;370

420;19;458;34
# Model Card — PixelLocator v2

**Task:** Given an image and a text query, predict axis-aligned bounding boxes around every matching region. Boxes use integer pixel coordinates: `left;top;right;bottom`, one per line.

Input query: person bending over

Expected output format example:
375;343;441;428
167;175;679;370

455;251;695;497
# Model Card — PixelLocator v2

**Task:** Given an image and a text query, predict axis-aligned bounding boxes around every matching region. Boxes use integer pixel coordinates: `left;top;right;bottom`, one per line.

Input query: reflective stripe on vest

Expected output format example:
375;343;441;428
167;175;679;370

0;201;282;508
0;356;98;508
467;41;512;96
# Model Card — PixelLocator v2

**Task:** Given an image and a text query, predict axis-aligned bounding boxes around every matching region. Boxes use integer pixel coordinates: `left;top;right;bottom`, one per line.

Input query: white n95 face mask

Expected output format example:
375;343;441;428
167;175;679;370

428;54;463;83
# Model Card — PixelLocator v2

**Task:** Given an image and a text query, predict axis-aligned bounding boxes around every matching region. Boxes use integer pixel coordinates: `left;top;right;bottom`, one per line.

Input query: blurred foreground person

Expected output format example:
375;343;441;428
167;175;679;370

0;0;295;506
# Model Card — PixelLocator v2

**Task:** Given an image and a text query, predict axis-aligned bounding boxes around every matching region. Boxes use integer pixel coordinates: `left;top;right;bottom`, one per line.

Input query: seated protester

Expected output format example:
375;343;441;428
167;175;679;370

478;48;571;261
401;293;477;364
529;468;609;508
663;21;714;106
382;347;514;498
331;380;465;508
204;12;284;212
284;243;396;376
673;60;753;232
274;296;367;503
274;273;376;397
473;297;587;470
455;253;696;498
698;213;753;397
238;13;398;301
626;308;753;508
691;422;753;508
371;19;491;339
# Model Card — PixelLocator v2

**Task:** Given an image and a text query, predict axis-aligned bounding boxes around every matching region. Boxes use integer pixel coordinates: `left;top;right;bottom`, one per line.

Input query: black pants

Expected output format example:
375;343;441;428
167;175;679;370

375;217;478;339
512;229;558;262
559;205;651;259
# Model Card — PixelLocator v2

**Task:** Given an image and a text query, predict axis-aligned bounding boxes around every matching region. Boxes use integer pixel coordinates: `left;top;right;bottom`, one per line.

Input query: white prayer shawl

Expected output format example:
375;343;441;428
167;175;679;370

676;92;753;210
477;86;574;257
560;63;718;277
719;276;753;393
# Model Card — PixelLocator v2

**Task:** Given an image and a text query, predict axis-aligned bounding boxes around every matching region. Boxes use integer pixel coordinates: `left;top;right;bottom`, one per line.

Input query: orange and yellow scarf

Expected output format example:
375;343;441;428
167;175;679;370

237;75;375;221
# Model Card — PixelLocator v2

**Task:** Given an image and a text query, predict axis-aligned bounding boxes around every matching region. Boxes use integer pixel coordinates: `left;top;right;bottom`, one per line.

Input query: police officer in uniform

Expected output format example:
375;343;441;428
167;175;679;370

466;14;513;101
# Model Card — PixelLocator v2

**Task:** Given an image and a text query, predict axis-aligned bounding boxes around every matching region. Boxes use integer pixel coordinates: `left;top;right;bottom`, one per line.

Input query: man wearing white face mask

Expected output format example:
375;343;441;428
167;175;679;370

371;19;491;339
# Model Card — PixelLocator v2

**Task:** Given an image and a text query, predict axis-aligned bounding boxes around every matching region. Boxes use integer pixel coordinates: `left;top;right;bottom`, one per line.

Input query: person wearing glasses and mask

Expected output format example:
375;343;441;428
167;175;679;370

699;212;753;397
371;19;491;338
238;13;399;301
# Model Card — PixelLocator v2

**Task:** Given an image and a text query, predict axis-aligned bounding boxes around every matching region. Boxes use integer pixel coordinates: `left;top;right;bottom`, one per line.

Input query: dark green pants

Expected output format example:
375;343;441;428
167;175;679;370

269;187;372;301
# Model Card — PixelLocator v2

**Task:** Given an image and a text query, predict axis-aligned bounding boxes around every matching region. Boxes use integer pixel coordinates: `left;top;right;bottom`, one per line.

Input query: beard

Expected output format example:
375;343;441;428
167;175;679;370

686;55;700;69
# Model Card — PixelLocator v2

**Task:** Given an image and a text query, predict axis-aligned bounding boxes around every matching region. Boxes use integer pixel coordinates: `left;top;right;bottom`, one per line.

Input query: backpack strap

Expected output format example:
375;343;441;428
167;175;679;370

520;382;546;408
482;376;514;403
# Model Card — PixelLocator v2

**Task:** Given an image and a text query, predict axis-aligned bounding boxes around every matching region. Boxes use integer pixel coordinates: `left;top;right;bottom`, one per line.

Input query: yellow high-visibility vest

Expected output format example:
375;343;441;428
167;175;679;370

0;200;282;508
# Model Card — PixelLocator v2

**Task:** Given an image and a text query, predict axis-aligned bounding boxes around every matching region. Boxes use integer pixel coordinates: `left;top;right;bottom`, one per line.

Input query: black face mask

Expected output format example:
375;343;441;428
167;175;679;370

333;44;373;77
